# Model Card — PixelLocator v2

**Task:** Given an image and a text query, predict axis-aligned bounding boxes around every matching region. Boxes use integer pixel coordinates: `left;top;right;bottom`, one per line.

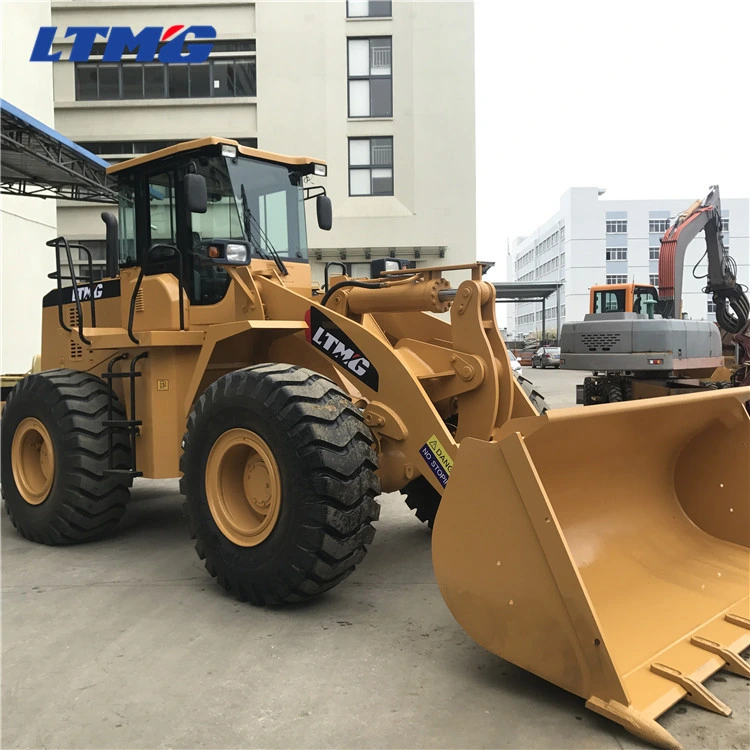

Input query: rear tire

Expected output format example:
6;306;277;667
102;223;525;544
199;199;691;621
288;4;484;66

582;377;598;406
403;476;441;529
405;376;548;528
180;364;381;605
0;369;131;545
607;382;624;403
622;379;634;401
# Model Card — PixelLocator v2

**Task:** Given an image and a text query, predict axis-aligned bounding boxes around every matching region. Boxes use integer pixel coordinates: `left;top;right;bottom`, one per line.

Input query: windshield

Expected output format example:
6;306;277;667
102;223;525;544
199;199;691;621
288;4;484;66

190;155;308;261
633;285;658;314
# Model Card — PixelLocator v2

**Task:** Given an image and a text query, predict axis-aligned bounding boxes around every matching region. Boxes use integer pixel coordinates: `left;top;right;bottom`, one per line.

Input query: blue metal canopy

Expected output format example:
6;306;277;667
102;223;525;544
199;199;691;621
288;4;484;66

0;99;117;202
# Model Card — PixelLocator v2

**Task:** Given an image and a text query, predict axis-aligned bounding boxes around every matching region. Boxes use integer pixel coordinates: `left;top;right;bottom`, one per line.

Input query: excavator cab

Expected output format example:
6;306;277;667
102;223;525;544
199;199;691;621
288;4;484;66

590;283;659;315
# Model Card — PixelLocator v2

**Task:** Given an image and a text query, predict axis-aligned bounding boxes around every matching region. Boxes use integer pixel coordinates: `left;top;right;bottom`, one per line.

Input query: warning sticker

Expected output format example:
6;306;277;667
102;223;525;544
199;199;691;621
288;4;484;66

419;433;454;488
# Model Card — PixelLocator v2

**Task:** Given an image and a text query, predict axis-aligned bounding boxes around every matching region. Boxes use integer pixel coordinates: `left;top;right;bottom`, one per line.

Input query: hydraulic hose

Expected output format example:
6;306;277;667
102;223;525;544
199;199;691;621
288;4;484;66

320;279;385;306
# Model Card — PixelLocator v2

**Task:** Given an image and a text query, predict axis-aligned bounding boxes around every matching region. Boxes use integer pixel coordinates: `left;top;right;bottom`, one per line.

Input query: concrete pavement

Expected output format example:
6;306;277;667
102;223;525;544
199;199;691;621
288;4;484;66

2;368;749;749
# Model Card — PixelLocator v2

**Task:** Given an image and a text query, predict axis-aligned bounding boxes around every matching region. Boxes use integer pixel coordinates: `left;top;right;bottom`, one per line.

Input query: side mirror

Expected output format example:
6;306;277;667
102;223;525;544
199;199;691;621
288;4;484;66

316;194;332;231
184;173;207;214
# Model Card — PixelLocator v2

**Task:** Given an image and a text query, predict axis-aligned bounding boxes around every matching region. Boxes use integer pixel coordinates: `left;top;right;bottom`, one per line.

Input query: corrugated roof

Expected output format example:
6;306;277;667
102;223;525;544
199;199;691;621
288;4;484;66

0;99;117;203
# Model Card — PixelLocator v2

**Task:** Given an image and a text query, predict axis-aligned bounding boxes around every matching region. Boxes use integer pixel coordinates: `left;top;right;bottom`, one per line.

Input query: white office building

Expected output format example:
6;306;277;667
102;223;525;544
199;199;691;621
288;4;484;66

0;0;56;373
50;0;476;285
508;187;750;339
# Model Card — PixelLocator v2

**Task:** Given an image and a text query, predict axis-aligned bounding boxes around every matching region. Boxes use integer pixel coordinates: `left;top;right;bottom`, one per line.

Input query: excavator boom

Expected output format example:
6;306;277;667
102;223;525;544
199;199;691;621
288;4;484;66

658;185;749;334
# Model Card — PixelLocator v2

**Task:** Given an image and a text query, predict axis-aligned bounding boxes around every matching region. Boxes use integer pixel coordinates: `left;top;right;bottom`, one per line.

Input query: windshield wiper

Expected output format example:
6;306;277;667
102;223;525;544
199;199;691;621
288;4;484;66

240;184;288;276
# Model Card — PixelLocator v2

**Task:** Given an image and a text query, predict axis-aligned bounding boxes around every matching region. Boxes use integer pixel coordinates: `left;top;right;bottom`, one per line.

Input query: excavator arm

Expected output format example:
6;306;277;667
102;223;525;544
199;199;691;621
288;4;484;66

658;185;750;335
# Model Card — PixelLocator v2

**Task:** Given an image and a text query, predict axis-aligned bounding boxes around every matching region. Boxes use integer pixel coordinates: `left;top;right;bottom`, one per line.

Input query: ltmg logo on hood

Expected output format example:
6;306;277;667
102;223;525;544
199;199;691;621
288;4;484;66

306;307;379;391
30;25;216;63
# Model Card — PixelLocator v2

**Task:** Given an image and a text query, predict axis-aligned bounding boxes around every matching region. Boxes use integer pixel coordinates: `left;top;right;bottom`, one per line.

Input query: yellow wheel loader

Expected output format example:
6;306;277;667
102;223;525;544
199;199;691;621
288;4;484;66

1;138;748;749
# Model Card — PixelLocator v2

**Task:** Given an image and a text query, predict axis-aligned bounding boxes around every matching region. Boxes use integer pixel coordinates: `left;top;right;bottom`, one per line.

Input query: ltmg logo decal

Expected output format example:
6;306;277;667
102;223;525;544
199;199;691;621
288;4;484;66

419;434;454;488
30;25;217;63
305;307;380;391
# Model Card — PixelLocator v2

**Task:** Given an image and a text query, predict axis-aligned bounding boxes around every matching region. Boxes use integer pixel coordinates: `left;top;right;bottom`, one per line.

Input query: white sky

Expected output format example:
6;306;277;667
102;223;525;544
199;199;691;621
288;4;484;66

474;0;750;289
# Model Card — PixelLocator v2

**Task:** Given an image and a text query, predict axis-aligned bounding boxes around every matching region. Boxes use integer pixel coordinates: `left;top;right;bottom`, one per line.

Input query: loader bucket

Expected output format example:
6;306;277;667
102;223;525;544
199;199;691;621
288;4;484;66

432;388;750;750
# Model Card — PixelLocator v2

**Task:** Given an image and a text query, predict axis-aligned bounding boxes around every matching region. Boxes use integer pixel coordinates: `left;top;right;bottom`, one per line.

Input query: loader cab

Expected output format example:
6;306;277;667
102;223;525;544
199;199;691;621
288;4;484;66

108;137;331;306
590;283;658;315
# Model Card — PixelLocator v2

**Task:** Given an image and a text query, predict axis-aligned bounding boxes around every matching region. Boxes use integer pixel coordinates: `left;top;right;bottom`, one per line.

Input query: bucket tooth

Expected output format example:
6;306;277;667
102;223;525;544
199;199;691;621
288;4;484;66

585;697;681;750
690;636;750;678
724;613;750;630
650;664;731;716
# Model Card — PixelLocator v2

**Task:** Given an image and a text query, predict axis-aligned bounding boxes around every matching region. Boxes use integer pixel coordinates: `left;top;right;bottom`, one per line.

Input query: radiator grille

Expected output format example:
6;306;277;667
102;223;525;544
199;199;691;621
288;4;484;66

68;306;79;327
69;339;83;359
135;289;145;312
581;332;621;352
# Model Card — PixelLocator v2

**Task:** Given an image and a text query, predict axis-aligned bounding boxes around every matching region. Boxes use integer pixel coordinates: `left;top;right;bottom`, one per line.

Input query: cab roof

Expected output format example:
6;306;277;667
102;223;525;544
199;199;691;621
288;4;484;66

106;136;326;176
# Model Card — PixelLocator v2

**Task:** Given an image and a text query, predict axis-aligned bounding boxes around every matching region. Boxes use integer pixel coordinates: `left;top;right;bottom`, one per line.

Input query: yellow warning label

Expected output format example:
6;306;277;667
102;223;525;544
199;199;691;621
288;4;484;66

426;434;453;476
156;379;169;391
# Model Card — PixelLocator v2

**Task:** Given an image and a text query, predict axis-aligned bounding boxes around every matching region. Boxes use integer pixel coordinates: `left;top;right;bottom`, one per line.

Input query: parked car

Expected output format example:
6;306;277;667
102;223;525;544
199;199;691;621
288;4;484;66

516;346;538;366
531;346;561;369
508;351;523;377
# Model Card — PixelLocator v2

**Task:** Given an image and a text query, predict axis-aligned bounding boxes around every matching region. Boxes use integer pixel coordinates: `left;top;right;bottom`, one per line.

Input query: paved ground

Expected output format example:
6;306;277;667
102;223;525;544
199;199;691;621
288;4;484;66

2;368;749;749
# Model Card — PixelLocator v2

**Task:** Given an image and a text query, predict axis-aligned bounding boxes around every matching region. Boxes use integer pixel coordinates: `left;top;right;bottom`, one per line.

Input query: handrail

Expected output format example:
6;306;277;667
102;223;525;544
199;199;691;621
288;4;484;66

45;237;93;345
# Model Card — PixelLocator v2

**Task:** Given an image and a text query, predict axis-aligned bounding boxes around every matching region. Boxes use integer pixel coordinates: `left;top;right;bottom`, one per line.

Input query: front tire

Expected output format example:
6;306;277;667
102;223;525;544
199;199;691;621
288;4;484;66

180;364;381;605
0;369;131;544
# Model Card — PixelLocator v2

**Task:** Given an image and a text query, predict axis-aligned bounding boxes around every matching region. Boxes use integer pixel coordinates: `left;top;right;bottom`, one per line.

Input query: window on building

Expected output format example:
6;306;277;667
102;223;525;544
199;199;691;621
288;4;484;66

347;0;392;17
605;220;627;233
721;217;730;232
606;247;627;261
87;39;256;58
649;246;660;260
707;297;717;314
649;219;670;233
79;138;259;164
75;55;256;101
348;37;392;117
606;274;628;284
349;137;393;195
649;274;659;286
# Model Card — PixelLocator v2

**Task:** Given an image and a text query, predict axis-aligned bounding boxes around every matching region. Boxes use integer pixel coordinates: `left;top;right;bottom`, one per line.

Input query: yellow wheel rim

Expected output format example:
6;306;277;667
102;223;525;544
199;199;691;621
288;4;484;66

205;428;282;547
11;417;55;505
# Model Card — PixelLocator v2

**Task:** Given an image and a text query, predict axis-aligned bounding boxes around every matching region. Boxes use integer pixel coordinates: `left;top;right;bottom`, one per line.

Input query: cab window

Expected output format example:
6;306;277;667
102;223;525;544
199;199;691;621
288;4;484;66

633;286;658;314
594;289;626;313
147;172;177;246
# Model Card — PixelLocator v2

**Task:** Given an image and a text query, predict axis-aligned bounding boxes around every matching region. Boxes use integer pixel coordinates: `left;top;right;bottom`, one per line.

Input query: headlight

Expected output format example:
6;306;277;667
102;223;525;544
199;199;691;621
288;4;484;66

226;243;248;263
384;259;401;271
313;163;327;176
222;144;238;159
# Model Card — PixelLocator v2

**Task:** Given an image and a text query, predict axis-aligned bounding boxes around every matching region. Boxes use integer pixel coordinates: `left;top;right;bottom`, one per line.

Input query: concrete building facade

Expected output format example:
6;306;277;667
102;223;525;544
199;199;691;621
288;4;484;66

507;187;750;339
50;0;476;285
1;0;57;373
